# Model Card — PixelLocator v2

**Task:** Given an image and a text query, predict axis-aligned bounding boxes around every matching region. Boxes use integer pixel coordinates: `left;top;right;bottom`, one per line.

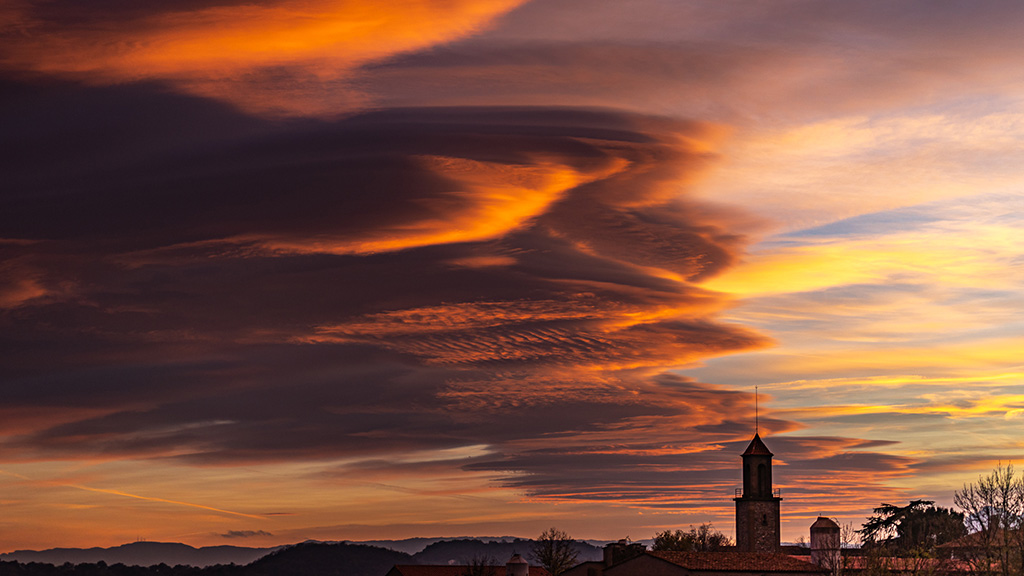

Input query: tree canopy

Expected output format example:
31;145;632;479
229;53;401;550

653;524;731;552
858;500;965;554
953;464;1024;576
530;528;579;576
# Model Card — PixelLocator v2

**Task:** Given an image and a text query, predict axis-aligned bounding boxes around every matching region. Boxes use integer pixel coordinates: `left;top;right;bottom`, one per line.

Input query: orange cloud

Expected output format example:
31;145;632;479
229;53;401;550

2;0;527;115
0;272;47;309
0;248;56;309
249;155;628;255
305;295;764;369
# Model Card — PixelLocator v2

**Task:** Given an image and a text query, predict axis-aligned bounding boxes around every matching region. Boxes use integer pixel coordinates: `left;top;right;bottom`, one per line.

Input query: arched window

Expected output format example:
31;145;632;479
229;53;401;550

758;463;768;494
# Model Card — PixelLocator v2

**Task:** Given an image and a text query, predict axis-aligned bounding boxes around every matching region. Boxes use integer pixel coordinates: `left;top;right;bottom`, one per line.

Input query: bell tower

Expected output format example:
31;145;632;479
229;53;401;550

734;432;781;552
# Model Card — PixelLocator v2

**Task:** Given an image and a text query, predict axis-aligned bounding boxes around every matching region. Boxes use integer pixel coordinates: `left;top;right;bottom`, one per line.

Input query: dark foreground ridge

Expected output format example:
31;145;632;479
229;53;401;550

0;543;279;569
0;539;603;576
0;542;408;576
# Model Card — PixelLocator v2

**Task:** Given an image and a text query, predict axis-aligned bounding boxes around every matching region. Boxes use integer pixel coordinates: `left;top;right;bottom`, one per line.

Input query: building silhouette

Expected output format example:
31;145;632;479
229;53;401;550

559;432;974;576
735;432;782;553
562;432;825;576
810;516;841;570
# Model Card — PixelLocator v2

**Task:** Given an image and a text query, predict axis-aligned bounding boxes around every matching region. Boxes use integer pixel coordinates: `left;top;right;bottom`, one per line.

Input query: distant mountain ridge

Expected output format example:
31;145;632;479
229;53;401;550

0;541;280;568
0;537;611;569
356;536;524;555
411;538;602;565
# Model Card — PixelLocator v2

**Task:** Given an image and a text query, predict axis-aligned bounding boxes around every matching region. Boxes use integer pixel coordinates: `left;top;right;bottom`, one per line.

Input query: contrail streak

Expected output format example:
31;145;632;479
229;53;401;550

0;469;263;519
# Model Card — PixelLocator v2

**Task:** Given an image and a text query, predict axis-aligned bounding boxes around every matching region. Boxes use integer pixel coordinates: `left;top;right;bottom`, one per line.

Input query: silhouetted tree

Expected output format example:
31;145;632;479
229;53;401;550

653;523;730;552
531;528;579;576
954;464;1024;576
816;522;859;576
460;555;497;576
861;500;935;545
901;506;966;550
860;500;965;555
653;530;689;551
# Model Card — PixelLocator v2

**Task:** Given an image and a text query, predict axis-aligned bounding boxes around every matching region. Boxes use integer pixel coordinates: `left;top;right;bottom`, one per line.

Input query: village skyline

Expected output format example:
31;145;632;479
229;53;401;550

3;0;1024;551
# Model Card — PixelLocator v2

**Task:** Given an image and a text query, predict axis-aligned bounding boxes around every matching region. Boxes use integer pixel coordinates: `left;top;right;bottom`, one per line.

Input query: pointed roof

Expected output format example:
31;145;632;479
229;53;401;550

811;516;840;530
742;433;774;456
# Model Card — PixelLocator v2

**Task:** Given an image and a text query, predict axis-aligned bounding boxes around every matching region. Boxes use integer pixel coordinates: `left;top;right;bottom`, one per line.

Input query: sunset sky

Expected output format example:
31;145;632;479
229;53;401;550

3;0;1024;551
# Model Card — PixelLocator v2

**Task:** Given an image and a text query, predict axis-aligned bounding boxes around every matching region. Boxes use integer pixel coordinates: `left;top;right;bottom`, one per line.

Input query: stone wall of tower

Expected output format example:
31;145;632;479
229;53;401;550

735;498;781;553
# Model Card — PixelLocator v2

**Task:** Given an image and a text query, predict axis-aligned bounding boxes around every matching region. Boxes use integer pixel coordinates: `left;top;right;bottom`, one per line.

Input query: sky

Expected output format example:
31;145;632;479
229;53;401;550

2;0;1024;551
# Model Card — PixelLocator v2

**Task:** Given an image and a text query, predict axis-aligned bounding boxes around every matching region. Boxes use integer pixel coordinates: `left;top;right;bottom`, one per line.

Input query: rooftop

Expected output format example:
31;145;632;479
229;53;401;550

810;517;840;530
648;551;822;572
388;566;550;576
741;433;774;456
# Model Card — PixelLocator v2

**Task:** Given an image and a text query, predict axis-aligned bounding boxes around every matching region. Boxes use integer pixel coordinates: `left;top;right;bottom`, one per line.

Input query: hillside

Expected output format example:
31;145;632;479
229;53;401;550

0;538;603;576
0;542;278;568
412;539;602;565
244;542;412;576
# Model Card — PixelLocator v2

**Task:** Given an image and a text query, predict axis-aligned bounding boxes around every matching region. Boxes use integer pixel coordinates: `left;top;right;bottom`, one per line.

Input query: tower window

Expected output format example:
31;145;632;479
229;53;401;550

762;514;768;526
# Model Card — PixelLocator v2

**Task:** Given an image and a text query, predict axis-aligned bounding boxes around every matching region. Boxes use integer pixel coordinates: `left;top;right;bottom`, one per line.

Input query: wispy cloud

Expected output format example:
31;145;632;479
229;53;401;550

221;530;272;539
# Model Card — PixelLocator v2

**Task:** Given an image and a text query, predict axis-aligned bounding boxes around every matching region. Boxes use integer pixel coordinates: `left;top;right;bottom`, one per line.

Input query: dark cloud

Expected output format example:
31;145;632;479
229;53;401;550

355;0;1024;124
360;40;776;115
20;0;264;25
221;530;273;539
463;422;917;512
0;76;906;508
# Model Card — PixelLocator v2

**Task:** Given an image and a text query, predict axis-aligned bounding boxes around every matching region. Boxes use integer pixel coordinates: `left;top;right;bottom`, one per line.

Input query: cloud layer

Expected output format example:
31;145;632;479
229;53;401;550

4;0;1024;551
0;78;851;546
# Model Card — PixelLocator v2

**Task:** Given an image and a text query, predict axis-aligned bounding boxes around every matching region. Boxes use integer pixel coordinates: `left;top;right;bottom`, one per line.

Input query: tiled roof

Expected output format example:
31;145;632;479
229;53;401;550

938;529;1008;549
649;551;822;572
742;433;774;456
389;565;551;576
842;556;971;572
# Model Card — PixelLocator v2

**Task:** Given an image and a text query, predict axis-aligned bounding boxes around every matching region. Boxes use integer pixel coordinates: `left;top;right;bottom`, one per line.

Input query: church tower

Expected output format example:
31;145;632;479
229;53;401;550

734;433;782;552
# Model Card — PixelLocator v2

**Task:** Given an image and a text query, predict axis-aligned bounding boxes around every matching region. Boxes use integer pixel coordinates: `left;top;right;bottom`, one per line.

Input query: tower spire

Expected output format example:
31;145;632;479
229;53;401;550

755;385;758;434
736;408;781;553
